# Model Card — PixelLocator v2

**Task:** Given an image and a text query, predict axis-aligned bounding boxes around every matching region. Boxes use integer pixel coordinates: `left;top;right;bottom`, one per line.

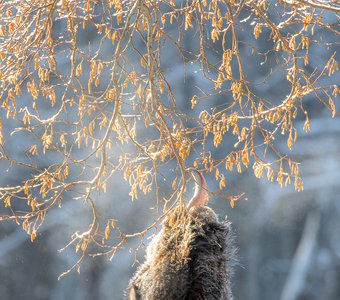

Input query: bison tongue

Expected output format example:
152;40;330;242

187;170;208;208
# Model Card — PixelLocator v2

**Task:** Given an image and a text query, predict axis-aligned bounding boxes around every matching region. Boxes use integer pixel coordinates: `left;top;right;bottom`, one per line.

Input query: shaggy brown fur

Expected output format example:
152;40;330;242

127;205;236;300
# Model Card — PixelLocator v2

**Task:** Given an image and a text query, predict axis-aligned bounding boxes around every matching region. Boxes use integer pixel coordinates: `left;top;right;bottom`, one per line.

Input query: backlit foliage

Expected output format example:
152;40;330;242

0;0;338;276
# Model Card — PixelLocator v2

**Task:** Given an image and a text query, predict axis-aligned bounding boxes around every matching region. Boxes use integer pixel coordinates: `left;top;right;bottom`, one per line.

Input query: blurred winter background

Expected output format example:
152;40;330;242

0;3;339;300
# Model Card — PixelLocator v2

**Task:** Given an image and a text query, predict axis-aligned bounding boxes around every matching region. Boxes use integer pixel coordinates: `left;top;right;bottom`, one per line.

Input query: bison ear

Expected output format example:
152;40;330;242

127;283;140;300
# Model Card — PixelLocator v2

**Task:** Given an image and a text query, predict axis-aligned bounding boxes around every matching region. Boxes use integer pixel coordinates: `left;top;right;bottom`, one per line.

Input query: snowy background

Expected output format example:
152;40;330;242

0;3;339;300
